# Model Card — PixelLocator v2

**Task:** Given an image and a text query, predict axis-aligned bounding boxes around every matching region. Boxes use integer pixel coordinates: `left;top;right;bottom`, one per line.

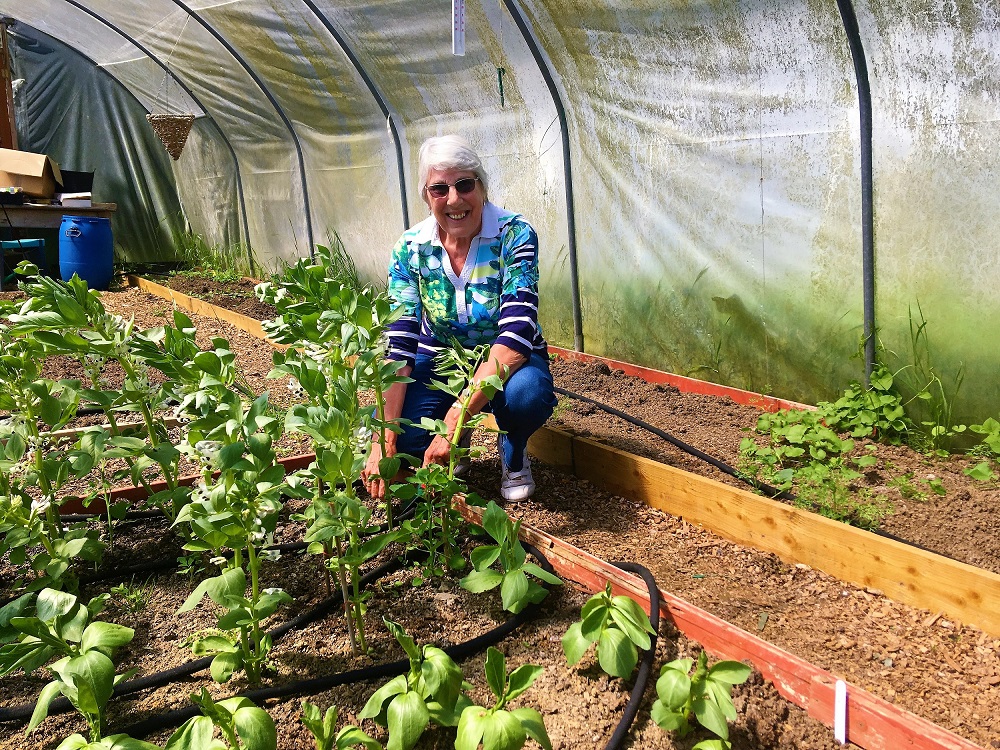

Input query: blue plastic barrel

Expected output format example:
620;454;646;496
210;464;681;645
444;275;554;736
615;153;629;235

60;216;114;290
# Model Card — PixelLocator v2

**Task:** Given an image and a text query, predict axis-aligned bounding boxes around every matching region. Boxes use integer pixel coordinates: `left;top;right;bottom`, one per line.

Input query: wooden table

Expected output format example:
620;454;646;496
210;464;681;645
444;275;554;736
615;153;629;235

0;202;117;230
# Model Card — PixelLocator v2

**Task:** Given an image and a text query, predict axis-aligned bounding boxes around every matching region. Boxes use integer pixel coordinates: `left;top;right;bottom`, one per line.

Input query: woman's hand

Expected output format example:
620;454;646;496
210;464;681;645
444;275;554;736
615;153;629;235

422;434;454;468
423;406;461;469
362;440;395;500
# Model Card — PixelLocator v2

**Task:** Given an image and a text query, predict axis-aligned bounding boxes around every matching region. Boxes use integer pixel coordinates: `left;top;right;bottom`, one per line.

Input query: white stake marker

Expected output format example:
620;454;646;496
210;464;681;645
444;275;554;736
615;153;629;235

834;679;847;744
452;0;466;56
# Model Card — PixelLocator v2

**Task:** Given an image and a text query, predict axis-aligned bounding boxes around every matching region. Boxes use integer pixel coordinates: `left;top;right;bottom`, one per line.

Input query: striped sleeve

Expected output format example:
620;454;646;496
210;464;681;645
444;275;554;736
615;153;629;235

385;235;421;367
495;219;541;357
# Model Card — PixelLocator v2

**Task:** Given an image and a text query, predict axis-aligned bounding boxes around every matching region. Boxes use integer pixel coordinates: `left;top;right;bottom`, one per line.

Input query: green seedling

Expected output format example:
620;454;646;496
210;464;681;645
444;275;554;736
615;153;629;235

964;461;998;482
651;651;751;749
0;589;135;743
562;583;655;678
54;734;160;750
300;701;381;750
110;576;155;615
460;501;562;614
359;619;471;750
456;647;551;750
163;688;276;750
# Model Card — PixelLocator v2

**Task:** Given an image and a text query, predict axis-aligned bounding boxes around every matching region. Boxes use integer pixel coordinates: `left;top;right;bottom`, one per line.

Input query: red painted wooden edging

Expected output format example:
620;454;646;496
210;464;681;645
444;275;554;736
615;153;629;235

59;453;317;514
453;498;983;750
548;345;813;413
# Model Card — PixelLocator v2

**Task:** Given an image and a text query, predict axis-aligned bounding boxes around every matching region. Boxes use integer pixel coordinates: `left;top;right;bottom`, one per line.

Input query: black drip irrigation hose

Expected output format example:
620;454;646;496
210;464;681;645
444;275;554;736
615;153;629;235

553;386;962;563
605;562;660;750
114;542;558;740
553;386;793;502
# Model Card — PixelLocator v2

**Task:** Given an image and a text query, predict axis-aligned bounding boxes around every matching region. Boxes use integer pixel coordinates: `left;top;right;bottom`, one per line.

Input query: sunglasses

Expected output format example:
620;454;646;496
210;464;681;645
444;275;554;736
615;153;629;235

424;177;480;198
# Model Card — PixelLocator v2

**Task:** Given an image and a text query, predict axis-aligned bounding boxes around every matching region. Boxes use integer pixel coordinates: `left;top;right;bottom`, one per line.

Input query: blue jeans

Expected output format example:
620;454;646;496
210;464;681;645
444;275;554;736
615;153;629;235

395;351;557;471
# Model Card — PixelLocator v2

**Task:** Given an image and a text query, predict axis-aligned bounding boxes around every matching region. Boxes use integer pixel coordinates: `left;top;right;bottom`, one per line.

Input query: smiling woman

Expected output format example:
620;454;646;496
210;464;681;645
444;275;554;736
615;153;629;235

361;135;557;504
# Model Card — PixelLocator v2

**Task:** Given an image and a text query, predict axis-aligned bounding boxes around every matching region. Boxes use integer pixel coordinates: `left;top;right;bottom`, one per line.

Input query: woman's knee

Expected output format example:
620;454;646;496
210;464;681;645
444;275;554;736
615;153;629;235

503;358;557;418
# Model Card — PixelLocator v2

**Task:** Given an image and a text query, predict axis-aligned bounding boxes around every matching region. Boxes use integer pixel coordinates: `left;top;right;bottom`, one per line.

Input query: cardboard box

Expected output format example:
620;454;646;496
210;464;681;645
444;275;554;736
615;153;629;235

0;148;62;198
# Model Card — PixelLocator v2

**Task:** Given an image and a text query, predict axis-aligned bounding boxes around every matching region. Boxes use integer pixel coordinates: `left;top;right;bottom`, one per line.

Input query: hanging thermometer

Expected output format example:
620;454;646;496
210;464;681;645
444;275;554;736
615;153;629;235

452;0;465;56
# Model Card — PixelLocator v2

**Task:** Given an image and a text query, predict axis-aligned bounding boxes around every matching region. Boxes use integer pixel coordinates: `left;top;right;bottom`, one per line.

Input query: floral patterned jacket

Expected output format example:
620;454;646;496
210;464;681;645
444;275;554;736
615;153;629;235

385;201;547;367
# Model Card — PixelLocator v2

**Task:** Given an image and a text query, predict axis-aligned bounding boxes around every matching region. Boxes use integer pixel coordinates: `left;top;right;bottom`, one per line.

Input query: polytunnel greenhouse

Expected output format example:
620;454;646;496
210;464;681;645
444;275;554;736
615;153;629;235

0;2;998;750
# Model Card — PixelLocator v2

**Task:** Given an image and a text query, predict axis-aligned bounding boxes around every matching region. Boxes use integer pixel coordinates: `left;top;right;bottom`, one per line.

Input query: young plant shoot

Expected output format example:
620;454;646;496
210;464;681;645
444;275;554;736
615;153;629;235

460;501;562;614
561;582;655;679
0;589;136;743
651;650;751;749
359;619;471;750
456;647;552;750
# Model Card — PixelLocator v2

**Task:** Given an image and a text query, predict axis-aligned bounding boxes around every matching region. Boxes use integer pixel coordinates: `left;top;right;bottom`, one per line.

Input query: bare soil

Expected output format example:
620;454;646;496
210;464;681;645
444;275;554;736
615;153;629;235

1;276;997;749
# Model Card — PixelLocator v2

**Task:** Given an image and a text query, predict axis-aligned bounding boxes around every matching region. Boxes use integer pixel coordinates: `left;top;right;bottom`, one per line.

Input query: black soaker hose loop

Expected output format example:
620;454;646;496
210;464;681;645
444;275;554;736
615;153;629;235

554;386;963;562
0;555;406;724
114;542;558;740
604;562;660;750
553;386;794;501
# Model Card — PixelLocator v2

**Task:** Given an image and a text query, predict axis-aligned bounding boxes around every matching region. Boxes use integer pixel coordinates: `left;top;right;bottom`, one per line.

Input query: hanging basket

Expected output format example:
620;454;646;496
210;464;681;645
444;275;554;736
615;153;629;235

146;113;195;161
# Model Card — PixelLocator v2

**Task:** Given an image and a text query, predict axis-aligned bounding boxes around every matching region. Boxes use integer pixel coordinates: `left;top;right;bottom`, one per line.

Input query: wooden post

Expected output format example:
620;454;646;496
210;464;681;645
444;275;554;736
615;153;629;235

0;19;18;151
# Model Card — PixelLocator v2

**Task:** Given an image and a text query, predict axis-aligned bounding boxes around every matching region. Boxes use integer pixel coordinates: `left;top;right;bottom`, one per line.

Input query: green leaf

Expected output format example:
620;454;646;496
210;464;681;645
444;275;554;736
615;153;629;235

520;563;562;586
608;599;653;650
36;588;78;622
505;664;543;703
53;734;89;750
707;660;752;686
656;667;692;711
596;627;638;678
210;651;242;683
481;501;509;545
510;707;552;750
561;622;592;666
59;650;114;713
964;462;997;482
691;740;730;750
500;570;529;613
692;697;730;740
386;691;430;750
27;679;64;734
650;701;687;732
100;735;164;750
335;725;383;750
459;569;503;594
484;647;507;699
359;674;408;723
420;646;464;713
192;636;237;655
578;600;610;642
233;705;277;750
164;716;216;750
470;545;502;571
179;568;246;613
80;621;134;654
456;706;488;750
482;709;526;750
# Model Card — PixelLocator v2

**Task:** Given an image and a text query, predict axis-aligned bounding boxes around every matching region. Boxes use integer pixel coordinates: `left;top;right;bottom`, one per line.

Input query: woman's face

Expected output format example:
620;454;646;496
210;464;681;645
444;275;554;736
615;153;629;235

424;167;485;246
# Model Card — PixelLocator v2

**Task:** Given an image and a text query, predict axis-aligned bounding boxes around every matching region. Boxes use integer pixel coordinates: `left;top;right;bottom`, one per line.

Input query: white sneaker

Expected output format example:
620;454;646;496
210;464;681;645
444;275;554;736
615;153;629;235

500;444;535;502
453;429;473;478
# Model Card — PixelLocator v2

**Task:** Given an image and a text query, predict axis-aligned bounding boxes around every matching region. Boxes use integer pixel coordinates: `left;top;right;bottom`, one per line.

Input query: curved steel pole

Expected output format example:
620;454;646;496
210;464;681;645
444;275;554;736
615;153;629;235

57;0;253;268
166;0;316;258
301;0;409;230
503;0;584;352
835;0;876;383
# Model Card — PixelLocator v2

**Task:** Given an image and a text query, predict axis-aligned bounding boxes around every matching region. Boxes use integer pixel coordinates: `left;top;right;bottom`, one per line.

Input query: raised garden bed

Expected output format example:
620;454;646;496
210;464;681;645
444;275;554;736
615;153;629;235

0;273;995;749
131;273;1000;745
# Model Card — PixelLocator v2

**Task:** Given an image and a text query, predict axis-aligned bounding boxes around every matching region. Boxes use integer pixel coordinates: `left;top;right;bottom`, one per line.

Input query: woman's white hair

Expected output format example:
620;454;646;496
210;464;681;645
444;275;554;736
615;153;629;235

418;134;489;202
